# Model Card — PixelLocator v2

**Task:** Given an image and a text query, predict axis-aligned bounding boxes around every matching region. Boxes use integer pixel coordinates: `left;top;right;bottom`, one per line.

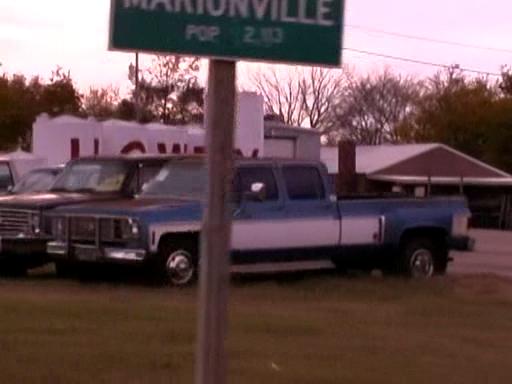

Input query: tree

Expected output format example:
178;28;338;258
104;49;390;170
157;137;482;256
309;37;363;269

173;83;204;123
499;66;512;97
38;67;82;117
0;74;39;150
129;55;203;124
114;99;137;121
484;97;512;172
250;66;345;129
82;86;120;120
0;67;82;150
408;67;497;160
324;70;421;145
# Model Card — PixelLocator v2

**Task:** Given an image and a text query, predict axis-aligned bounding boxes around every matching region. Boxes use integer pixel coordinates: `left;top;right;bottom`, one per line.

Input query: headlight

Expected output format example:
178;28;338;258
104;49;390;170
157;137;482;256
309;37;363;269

30;213;41;235
52;217;66;239
115;218;140;240
452;213;470;236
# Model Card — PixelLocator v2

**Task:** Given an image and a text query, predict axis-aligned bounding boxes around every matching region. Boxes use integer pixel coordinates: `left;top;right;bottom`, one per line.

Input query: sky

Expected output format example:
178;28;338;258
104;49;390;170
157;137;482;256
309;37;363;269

1;0;512;92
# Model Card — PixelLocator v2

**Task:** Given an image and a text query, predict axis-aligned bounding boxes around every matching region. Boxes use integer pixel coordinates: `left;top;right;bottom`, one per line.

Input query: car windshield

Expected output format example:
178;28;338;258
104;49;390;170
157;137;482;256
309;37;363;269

12;169;60;194
141;161;207;199
51;160;129;193
0;162;13;191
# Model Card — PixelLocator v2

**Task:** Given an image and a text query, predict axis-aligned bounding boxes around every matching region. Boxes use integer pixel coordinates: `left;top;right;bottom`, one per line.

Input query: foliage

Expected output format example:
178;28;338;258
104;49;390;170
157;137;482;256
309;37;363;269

129;55;204;124
0;74;39;150
0;67;82;150
82;86;120;120
39;67;82;117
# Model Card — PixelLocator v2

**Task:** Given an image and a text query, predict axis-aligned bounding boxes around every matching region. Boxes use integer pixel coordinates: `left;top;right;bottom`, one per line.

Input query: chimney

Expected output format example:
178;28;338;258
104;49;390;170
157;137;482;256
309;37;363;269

336;140;357;196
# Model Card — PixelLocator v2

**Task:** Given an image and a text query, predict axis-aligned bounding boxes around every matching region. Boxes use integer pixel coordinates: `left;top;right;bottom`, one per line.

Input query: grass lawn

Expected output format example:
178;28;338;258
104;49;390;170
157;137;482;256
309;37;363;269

0;272;511;383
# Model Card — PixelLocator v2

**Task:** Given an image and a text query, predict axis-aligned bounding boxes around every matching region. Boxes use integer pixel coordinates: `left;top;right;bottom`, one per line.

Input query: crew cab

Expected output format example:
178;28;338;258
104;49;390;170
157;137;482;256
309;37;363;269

45;158;472;285
0;155;171;275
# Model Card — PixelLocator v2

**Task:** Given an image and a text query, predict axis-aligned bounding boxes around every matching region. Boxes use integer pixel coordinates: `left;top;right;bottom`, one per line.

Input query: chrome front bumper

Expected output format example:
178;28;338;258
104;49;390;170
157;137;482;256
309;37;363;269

47;242;146;263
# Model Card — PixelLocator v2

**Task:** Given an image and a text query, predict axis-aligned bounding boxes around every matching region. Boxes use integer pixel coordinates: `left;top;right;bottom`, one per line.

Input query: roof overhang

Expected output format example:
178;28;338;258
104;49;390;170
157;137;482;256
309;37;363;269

367;174;512;187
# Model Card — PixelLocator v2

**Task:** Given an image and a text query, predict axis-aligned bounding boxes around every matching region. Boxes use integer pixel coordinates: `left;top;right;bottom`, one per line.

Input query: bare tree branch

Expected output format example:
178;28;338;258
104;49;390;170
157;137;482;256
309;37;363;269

250;66;345;129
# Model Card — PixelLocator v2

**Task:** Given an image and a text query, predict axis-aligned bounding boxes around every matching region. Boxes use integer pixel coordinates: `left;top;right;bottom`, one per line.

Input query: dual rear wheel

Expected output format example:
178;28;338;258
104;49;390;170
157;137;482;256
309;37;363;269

399;236;448;278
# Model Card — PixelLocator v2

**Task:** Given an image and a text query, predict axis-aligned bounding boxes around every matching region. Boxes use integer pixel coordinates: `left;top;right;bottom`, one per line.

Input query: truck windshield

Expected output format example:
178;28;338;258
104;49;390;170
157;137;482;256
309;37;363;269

12;169;60;194
51;160;129;193
141;161;207;199
0;163;13;192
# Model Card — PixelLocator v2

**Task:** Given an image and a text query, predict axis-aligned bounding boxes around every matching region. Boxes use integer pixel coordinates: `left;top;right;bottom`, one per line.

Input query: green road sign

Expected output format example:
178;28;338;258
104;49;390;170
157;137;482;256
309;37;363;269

109;0;344;66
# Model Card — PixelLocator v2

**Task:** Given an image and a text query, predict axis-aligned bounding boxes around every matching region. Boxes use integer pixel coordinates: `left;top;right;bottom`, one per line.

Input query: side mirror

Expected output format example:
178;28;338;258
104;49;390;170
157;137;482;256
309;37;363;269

243;182;266;202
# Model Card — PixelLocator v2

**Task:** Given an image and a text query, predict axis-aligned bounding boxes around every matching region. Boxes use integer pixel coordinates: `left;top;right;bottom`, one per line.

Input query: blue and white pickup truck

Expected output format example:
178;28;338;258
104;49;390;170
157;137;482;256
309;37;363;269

46;158;472;285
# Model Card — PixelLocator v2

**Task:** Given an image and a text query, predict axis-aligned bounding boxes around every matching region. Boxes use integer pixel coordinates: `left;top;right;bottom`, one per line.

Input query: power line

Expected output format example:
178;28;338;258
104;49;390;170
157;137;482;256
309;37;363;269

346;24;512;55
343;47;502;77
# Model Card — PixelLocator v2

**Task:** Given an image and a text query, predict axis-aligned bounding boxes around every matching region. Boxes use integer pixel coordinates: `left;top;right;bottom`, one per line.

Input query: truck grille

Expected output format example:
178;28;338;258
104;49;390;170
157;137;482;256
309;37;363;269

70;217;97;241
51;216;133;244
0;209;32;236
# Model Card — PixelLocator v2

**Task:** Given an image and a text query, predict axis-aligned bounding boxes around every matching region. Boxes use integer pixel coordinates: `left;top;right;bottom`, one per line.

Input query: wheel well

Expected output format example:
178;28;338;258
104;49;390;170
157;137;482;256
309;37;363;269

400;227;448;250
158;232;200;254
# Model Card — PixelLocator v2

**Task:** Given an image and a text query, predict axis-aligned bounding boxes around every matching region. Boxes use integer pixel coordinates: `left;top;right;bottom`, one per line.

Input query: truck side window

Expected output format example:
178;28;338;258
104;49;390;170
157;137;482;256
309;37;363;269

233;166;279;203
139;164;163;186
283;166;325;200
128;163;163;194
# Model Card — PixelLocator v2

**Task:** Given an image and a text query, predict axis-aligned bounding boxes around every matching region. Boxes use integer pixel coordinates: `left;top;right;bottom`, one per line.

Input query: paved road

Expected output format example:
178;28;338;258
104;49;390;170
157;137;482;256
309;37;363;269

450;229;512;278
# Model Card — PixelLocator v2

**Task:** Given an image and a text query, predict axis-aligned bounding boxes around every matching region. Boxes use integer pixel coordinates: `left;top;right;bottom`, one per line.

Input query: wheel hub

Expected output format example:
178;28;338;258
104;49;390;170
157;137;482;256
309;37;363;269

166;251;194;285
410;249;434;278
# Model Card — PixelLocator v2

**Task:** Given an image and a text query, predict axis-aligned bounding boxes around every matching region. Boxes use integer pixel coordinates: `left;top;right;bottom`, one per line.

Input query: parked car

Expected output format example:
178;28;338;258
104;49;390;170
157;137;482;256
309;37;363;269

0;151;47;194
0;155;172;275
46;158;472;285
8;166;65;195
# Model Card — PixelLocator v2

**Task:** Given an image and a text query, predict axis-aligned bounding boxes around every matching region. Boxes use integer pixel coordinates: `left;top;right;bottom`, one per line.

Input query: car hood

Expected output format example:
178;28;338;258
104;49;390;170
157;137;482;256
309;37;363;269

0;192;122;210
50;196;202;217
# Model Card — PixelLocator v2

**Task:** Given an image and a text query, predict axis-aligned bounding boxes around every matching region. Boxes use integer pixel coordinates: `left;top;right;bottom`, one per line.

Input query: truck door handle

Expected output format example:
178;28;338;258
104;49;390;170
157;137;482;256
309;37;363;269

233;209;250;219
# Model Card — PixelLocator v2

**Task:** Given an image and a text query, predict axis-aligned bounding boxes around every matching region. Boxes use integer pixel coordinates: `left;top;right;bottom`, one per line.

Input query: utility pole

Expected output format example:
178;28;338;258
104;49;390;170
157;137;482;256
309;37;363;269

135;52;141;121
195;59;237;384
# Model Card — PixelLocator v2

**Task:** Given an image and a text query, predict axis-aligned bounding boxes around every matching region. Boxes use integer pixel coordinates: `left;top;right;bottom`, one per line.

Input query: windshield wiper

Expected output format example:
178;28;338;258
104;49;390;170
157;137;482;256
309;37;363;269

49;187;71;192
73;188;98;193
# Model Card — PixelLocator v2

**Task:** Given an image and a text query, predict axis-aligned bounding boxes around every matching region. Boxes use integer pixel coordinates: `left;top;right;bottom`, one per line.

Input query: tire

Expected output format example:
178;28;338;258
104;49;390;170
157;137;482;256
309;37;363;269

433;250;449;275
158;241;198;287
331;258;348;275
0;262;27;277
399;237;444;278
55;261;78;278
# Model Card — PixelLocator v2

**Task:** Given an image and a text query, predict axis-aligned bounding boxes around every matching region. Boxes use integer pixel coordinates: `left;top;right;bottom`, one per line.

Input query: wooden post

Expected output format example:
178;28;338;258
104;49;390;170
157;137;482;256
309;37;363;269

195;59;237;384
337;140;357;196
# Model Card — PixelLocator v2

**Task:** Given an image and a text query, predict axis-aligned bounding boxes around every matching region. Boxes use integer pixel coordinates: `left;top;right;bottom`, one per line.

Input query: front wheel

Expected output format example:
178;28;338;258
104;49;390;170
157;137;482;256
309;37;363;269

55;261;79;278
158;242;197;287
0;262;27;277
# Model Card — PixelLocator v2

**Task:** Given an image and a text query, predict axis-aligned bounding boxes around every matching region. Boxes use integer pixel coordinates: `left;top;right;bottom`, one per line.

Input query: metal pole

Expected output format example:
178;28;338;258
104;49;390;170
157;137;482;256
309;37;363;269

195;59;237;384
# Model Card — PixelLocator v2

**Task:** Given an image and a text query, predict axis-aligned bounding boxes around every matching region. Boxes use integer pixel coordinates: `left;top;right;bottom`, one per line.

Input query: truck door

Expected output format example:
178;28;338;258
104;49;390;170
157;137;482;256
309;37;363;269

280;165;340;260
231;164;288;263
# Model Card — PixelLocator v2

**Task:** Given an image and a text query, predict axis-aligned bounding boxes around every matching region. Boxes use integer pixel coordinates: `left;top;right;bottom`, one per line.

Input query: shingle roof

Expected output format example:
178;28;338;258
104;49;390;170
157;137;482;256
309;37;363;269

356;144;438;174
321;144;512;177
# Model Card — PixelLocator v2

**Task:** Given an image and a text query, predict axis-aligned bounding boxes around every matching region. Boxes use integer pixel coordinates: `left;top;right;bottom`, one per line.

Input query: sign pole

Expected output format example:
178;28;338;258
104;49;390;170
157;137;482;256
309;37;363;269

195;59;237;384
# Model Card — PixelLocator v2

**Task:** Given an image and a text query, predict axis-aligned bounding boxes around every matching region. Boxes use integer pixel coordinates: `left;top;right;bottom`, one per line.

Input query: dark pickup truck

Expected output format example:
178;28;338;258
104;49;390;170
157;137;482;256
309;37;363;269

0;155;170;275
46;158;473;286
